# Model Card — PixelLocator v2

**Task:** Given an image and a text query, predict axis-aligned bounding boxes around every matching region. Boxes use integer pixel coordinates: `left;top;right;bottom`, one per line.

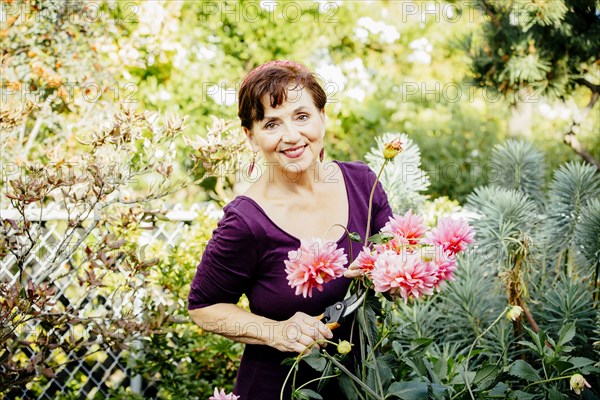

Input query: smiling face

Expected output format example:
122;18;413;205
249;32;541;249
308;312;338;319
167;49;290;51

244;86;326;175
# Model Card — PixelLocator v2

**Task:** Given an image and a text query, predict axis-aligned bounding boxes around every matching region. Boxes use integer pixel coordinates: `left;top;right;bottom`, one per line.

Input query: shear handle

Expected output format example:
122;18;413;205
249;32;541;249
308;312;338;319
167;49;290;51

317;301;346;330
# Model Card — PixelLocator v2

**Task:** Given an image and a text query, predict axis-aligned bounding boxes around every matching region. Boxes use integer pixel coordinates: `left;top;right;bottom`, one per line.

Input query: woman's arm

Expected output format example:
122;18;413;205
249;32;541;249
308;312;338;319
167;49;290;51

189;303;333;354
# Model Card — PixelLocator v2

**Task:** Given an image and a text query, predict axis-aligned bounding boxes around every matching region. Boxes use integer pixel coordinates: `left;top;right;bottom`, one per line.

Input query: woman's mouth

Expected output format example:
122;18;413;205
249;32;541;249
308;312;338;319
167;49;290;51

280;145;307;159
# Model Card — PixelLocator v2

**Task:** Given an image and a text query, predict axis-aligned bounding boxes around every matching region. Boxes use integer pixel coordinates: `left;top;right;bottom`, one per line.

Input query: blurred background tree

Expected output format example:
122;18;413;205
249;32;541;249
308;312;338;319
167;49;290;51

460;0;600;170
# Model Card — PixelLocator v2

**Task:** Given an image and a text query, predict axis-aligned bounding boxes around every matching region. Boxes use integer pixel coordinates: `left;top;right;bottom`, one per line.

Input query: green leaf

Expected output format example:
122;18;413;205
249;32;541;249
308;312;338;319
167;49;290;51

547;387;567;400
392;341;404;358
524;327;543;354
509;391;538;400
508;360;541;382
292;390;309;400
405;338;433;358
348;232;362;242
557;322;576;347
317;361;334;392
566;357;595;370
297;389;323;400
430;384;448;399
404;357;428;377
302;350;327;372
488;382;508;396
473;365;499;391
338;374;359;400
450;371;475;385
387;381;428;400
517;340;540;353
281;357;297;367
367;232;394;244
357;295;380;350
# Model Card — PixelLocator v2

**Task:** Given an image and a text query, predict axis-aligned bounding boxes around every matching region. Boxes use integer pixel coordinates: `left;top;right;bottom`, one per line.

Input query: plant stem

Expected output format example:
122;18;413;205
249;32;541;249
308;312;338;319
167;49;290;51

463;308;508;400
323;223;357;264
280;345;318;400
321;352;384;400
364;159;388;247
523;375;571;390
295;374;340;392
359;290;385;398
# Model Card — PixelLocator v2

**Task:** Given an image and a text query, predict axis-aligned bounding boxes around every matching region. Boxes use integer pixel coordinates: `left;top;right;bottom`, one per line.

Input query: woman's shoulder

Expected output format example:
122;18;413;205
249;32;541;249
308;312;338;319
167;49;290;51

221;196;262;225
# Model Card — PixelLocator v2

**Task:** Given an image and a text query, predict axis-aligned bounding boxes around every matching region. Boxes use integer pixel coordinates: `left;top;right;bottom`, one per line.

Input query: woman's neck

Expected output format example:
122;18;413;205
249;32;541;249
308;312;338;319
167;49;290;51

258;161;334;198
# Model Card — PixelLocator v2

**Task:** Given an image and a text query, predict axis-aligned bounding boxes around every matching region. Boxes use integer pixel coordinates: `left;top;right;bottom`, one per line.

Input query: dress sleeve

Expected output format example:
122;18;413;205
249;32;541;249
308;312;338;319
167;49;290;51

366;167;394;235
188;207;258;310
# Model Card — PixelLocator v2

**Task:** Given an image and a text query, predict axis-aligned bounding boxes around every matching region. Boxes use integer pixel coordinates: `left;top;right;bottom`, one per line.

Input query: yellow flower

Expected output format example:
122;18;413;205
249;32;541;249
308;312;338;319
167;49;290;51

337;340;353;355
506;305;523;321
570;374;591;395
383;138;403;160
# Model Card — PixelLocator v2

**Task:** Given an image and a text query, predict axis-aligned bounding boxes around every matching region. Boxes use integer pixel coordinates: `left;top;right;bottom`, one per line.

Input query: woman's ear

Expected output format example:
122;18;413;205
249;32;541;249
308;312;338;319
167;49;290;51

243;127;259;152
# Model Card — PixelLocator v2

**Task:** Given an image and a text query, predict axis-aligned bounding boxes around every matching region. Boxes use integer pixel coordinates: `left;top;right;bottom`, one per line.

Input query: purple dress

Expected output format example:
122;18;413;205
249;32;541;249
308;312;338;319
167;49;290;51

188;161;393;399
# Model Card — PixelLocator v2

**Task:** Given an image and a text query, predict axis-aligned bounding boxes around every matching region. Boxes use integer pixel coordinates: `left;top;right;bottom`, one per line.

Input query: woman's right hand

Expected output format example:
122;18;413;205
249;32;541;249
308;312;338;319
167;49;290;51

268;312;333;354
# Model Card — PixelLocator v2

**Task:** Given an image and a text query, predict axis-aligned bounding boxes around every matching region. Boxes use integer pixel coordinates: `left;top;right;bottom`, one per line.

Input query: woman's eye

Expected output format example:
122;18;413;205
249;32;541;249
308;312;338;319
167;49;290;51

264;122;278;130
297;114;309;121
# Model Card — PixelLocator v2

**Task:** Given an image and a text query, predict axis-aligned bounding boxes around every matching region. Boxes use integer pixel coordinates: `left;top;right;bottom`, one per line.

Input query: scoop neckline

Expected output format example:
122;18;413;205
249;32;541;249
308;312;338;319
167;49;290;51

237;160;351;244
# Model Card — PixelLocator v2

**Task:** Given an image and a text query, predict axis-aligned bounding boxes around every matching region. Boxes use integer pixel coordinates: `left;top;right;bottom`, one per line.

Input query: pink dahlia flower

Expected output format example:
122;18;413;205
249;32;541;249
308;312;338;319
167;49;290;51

371;250;437;303
285;238;348;298
382;211;427;245
426;217;474;255
345;246;378;278
430;253;458;289
209;388;240;400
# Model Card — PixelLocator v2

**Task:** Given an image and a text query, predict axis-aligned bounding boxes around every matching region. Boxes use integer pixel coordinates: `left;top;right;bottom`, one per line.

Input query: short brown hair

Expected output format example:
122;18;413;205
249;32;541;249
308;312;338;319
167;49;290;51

238;60;327;130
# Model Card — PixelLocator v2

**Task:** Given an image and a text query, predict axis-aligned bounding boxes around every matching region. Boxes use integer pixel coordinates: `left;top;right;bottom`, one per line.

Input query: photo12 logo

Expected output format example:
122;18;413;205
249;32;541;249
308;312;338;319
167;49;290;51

198;1;340;23
0;1;139;24
2;81;139;104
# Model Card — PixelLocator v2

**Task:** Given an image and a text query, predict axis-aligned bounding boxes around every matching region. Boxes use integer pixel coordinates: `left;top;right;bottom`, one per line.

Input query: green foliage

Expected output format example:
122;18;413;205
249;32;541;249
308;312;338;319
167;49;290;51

461;0;600;171
545;162;600;271
464;0;600;101
369;140;600;399
490;139;546;206
574;198;600;272
466;186;540;265
406;102;504;203
539;275;597;346
133;327;242;399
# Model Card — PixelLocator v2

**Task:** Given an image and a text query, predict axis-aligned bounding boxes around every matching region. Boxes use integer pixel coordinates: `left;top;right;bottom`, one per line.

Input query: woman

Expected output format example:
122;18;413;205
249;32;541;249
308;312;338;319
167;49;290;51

188;60;393;399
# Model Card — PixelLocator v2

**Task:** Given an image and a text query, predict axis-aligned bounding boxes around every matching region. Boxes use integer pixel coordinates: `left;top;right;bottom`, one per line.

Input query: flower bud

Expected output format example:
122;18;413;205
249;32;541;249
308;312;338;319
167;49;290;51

506;305;523;321
570;374;591;394
383;138;403;160
337;340;353;355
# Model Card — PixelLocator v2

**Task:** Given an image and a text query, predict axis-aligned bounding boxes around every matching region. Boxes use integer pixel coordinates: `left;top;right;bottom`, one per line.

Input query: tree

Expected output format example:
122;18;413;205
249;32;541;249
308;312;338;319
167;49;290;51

461;0;600;169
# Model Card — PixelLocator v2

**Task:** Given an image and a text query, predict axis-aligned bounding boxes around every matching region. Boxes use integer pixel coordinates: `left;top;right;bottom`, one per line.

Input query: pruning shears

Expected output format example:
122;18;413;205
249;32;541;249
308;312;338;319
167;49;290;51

317;288;365;330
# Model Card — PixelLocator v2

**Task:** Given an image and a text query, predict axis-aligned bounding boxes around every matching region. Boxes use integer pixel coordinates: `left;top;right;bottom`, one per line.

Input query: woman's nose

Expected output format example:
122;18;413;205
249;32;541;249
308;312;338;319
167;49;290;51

282;123;301;142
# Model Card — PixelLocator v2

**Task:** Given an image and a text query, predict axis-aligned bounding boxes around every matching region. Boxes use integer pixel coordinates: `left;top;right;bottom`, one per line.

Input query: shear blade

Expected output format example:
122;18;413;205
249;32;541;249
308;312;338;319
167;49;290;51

341;292;365;318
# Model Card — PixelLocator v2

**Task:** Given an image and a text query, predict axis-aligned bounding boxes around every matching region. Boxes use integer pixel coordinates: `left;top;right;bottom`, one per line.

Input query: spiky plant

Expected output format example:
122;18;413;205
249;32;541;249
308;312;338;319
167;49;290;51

574;198;600;293
466;186;541;268
391;299;443;345
490;140;546;207
544;162;600;275
365;133;430;214
437;255;504;351
538;274;597;347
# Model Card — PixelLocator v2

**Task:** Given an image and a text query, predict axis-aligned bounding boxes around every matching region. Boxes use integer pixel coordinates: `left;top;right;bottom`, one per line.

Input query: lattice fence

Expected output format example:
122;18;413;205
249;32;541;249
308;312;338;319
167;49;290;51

1;205;213;399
